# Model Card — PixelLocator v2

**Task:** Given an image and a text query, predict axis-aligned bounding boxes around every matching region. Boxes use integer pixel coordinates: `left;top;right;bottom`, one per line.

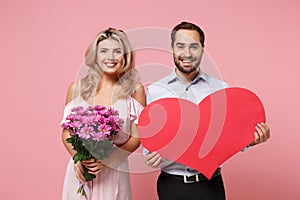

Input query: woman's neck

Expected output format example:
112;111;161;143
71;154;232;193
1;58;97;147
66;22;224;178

97;73;118;90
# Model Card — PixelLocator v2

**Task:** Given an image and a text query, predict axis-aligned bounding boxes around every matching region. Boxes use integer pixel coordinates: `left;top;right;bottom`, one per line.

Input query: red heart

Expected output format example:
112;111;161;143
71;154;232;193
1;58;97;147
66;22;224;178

138;87;265;179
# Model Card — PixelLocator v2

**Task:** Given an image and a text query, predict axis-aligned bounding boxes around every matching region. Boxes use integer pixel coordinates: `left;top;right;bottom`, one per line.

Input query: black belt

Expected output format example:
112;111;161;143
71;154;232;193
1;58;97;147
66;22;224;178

161;168;221;183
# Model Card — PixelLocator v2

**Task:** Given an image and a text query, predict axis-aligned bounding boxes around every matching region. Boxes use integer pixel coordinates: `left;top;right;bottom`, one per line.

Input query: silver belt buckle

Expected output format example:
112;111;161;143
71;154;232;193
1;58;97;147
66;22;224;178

183;174;199;183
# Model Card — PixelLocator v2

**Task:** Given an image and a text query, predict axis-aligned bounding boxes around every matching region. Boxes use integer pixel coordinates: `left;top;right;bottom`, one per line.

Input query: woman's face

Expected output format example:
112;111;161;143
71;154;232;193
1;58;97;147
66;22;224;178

96;38;124;75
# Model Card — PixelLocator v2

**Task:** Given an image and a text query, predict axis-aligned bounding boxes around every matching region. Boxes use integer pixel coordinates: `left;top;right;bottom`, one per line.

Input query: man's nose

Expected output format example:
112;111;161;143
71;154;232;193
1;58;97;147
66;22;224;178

183;47;192;57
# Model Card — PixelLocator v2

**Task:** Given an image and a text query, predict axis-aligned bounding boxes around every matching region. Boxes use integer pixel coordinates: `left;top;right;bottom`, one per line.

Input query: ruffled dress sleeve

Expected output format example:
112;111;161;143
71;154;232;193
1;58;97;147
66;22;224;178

128;97;144;124
59;101;74;126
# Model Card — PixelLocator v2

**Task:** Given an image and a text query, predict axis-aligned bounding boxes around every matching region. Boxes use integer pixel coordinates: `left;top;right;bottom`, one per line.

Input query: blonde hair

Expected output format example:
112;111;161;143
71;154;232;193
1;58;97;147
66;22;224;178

80;28;140;100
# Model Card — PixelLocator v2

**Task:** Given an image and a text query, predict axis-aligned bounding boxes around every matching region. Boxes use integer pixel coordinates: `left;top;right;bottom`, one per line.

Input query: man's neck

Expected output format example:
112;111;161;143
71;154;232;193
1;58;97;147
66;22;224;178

175;68;200;84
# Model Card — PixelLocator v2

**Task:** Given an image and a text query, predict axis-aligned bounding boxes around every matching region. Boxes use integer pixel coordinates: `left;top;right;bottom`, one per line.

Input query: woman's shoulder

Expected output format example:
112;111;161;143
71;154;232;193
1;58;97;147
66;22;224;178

65;80;82;105
131;84;146;106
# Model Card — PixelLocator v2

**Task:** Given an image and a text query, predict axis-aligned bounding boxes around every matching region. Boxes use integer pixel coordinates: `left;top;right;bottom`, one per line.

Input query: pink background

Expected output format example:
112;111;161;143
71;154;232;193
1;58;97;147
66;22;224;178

1;0;300;199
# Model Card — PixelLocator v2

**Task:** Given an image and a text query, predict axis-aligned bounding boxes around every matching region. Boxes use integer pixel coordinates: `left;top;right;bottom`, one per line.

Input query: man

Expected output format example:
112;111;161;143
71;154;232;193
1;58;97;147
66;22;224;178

144;22;270;200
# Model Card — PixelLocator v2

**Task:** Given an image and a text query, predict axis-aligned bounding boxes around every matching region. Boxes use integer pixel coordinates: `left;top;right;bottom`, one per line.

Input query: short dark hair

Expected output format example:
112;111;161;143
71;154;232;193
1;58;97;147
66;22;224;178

171;22;205;47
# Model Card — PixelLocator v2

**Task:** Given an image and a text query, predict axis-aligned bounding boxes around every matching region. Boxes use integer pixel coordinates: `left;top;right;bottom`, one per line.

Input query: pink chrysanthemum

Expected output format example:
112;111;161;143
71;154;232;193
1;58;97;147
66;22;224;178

78;125;94;139
98;124;112;136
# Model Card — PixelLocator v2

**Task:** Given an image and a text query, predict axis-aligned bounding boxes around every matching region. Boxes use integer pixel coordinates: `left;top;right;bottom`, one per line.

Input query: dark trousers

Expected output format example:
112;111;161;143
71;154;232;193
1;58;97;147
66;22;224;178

157;172;225;200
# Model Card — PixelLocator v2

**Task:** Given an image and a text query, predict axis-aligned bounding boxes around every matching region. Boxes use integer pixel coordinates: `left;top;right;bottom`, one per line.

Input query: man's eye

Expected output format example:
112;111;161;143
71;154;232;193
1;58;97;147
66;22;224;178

177;46;184;49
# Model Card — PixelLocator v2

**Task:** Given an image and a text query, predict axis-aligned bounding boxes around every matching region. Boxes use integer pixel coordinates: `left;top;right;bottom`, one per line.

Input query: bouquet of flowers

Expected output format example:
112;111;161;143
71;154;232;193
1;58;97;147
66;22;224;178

62;105;124;198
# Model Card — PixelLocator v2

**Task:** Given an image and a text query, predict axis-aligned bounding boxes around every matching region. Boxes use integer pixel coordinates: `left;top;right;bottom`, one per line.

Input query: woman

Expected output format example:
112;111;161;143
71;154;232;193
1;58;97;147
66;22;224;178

61;28;145;200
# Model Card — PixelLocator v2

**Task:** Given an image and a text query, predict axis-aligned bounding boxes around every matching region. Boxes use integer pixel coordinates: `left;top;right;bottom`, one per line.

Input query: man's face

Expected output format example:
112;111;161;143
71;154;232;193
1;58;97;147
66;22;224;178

172;29;204;74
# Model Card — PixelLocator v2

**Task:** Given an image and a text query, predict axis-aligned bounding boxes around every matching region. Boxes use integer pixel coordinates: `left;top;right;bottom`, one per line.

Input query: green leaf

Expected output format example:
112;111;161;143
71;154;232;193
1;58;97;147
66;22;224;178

77;185;87;198
83;167;96;182
66;137;74;144
82;154;90;160
73;153;82;163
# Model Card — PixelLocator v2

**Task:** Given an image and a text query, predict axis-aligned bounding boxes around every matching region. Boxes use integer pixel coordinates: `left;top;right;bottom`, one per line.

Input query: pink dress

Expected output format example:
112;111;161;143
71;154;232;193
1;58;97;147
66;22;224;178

60;96;143;200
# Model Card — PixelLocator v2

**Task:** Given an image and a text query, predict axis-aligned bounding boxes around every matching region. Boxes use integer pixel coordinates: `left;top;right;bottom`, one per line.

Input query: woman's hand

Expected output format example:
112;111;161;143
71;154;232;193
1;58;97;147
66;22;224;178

74;161;85;183
82;158;106;175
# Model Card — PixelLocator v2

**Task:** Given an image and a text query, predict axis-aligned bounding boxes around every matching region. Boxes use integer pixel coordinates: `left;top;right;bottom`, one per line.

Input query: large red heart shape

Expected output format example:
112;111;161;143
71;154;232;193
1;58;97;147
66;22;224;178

138;87;265;179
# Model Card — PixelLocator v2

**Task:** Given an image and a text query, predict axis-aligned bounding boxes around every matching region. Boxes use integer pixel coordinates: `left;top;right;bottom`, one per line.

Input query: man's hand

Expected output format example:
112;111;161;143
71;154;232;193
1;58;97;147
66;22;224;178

250;122;270;146
144;151;162;168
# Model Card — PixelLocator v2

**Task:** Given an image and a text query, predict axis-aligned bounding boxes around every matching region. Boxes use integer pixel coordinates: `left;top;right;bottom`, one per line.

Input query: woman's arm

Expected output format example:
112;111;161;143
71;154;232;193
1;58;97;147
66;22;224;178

61;81;87;183
61;81;80;157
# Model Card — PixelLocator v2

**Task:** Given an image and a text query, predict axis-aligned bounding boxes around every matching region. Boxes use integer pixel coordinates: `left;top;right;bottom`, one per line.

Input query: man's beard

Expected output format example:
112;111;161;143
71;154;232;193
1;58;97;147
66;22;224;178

174;56;201;74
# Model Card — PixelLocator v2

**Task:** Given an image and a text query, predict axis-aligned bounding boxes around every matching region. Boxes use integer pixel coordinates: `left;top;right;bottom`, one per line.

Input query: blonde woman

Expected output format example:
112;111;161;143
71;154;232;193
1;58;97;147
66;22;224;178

61;28;145;200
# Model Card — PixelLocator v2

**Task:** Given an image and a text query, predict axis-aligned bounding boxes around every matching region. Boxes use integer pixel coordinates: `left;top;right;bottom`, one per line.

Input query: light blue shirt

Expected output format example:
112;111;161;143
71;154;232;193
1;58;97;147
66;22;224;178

144;69;229;176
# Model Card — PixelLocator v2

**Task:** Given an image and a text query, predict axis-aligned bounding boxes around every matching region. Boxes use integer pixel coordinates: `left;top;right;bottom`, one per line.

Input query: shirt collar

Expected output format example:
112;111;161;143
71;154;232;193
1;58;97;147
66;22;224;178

167;69;207;85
